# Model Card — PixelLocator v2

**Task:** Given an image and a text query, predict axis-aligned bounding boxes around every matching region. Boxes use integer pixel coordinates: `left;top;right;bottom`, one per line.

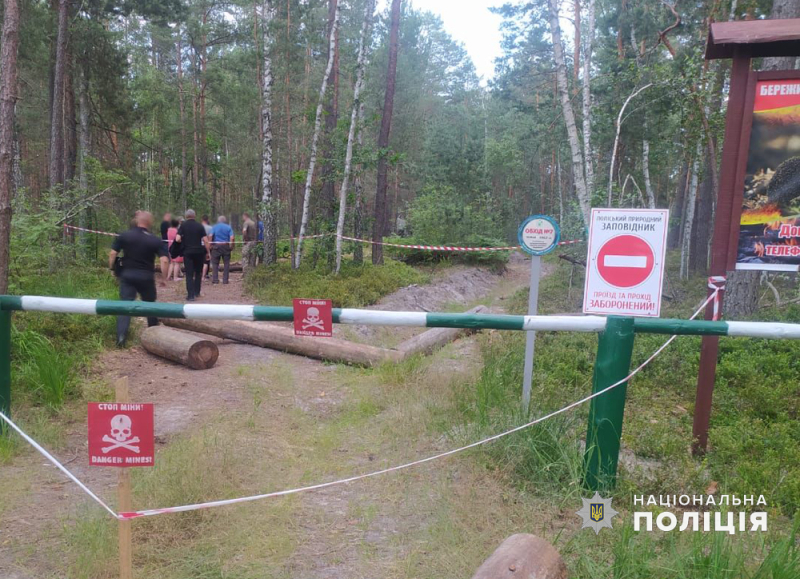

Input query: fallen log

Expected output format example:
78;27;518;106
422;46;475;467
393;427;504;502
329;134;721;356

396;305;488;357
471;534;567;579
163;318;402;367
141;326;219;370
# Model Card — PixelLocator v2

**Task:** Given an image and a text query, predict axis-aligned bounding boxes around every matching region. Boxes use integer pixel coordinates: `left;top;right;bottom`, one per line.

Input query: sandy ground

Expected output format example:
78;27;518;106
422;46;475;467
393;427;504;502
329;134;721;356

0;254;544;579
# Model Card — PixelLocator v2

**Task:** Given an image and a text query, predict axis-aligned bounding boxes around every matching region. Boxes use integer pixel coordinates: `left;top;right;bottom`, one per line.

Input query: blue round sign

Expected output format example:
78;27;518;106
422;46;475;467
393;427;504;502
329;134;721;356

518;215;560;256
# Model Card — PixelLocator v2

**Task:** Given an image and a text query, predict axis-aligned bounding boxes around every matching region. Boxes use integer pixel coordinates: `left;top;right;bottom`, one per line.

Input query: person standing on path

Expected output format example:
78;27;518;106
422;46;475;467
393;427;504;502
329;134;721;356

241;212;258;275
176;209;210;301
109;211;169;347
211;215;234;284
160;212;172;241
202;215;213;280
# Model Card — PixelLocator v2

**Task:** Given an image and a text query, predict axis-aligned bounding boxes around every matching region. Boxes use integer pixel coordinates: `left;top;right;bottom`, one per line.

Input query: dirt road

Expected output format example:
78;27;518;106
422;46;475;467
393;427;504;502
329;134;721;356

0;255;556;579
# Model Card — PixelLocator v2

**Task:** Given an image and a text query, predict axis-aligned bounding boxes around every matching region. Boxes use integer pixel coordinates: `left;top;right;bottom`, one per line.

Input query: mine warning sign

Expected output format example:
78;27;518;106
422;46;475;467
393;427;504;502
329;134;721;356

293;298;333;337
88;403;154;467
583;209;669;318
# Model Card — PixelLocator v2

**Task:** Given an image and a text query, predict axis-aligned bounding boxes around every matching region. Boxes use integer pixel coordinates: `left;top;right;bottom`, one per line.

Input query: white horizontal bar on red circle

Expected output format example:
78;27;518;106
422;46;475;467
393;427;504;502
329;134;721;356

603;255;647;268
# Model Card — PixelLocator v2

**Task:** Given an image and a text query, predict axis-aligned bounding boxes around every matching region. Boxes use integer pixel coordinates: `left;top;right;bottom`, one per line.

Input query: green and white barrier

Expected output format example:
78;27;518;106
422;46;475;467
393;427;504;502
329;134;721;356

1;295;799;338
2;294;800;492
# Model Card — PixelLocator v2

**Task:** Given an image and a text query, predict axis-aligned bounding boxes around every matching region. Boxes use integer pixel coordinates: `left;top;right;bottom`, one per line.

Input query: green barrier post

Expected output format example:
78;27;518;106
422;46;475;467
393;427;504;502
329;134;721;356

584;316;635;491
0;309;10;429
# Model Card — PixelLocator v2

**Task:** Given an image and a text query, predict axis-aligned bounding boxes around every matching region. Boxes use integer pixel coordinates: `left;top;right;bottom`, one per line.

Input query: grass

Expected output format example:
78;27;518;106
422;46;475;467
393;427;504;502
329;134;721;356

5;249;800;578
245;258;428;307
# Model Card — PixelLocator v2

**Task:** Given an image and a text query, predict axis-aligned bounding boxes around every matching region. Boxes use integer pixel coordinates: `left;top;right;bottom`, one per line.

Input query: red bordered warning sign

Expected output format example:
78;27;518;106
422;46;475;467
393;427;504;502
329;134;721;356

293;298;333;337
88;403;155;467
583;209;669;317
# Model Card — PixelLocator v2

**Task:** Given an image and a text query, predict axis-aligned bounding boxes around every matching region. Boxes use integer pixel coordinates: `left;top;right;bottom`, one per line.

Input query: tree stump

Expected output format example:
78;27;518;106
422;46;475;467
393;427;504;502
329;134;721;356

140;326;219;370
471;534;567;579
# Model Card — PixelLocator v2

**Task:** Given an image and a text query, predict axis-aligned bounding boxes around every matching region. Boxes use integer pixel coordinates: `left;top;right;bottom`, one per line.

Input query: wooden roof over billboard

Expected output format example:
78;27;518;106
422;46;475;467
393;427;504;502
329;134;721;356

706;19;800;60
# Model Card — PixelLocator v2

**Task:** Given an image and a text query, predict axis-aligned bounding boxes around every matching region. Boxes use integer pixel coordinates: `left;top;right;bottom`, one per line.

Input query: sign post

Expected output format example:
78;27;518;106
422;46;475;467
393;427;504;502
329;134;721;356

88;380;154;579
518;215;560;414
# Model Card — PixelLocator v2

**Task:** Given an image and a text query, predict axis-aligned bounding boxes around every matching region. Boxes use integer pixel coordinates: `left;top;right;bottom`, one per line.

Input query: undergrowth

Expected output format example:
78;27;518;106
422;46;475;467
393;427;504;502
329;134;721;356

245;259;428;307
444;251;800;577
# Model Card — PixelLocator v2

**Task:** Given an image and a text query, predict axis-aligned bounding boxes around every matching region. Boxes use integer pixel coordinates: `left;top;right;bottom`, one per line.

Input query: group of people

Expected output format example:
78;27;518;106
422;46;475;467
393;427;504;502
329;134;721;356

109;209;263;346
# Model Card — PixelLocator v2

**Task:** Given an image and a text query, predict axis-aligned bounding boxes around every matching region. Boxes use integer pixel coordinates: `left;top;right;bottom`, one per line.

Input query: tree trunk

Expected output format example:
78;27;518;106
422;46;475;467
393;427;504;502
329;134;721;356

140;326;219;370
335;0;375;273
177;31;187;212
690;144;715;273
372;0;402;265
547;0;590;226
353;101;366;264
680;144;701;280
77;63;90;250
725;0;800;318
260;0;278;265
572;0;581;88
608;84;652;205
63;49;77;187
0;0;20;294
320;0;340;241
668;160;689;249
294;0;341;268
642;138;656;208
581;0;596;196
49;0;69;189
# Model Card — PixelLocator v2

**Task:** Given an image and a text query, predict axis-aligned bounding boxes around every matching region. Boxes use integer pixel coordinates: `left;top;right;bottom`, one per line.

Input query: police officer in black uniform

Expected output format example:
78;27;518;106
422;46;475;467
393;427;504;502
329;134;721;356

109;211;169;347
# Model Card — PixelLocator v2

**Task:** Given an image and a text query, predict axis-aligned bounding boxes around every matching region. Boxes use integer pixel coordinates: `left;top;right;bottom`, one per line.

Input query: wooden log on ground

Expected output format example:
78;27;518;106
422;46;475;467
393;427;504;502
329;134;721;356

471;534;567;579
163;318;402;367
396;305;488;357
141;326;219;370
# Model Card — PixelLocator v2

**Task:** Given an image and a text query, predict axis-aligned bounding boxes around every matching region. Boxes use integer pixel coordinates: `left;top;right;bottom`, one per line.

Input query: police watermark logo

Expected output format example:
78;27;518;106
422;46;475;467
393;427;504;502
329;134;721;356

576;492;618;534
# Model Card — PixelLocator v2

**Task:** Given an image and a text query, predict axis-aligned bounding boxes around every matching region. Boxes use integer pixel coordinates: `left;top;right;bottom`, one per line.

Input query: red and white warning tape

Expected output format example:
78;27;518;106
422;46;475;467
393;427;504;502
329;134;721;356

339;235;584;252
708;276;727;321
63;224;583;253
0;289;716;520
62;224;327;245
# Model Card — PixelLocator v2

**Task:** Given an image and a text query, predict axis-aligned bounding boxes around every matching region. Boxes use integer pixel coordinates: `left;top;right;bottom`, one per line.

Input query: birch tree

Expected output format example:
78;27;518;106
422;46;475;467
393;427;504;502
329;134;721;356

335;0;375;274
0;0;20;294
547;0;590;226
680;144;701;280
608;83;652;205
260;0;278;265
581;0;596;195
294;0;340;268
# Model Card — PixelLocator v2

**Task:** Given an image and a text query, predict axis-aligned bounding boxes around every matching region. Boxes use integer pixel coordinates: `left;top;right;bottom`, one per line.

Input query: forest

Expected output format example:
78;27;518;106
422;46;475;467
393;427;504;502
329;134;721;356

1;0;800;577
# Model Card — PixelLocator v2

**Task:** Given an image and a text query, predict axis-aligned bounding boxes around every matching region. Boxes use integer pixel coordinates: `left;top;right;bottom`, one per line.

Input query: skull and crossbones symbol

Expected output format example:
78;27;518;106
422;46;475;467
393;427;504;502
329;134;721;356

302;307;325;331
101;414;140;454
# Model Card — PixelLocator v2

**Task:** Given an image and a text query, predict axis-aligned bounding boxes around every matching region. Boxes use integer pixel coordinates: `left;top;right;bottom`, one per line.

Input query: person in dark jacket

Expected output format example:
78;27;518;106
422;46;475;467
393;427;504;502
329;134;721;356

175;209;210;301
109;211;169;347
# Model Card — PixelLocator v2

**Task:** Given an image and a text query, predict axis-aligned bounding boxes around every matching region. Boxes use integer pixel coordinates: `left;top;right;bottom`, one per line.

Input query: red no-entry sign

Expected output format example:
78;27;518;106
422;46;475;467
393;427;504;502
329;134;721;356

596;235;655;288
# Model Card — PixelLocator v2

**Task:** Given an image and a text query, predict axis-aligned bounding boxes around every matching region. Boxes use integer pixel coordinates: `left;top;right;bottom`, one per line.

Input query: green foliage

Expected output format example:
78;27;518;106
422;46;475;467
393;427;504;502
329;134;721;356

9;265;117;411
245;259;427;308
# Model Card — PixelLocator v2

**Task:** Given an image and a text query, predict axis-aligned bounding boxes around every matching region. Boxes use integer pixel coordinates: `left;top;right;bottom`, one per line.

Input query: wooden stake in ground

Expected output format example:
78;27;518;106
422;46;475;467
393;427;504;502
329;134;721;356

115;376;133;579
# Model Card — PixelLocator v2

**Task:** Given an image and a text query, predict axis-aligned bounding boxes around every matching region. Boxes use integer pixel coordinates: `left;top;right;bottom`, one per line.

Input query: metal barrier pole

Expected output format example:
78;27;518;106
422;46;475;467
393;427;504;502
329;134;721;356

0;309;11;429
583;316;635;491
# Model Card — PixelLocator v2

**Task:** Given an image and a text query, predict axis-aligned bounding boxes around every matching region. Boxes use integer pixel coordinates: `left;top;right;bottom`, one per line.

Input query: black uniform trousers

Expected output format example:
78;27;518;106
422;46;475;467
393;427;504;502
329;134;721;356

117;269;158;342
184;251;205;300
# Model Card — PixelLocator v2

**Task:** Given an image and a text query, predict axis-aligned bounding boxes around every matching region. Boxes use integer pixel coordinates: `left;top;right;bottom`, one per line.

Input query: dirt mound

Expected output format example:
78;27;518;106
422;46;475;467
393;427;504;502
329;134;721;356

374;266;499;313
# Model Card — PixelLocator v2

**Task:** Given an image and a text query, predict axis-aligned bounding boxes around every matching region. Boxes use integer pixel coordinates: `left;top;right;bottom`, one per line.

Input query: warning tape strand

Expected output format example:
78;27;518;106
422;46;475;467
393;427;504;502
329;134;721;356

62;224;327;245
0;290;716;520
63;224;583;253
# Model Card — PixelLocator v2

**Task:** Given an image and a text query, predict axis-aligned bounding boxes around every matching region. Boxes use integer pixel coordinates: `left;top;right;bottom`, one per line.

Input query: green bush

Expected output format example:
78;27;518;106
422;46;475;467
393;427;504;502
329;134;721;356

245;259;428;308
383;234;511;269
